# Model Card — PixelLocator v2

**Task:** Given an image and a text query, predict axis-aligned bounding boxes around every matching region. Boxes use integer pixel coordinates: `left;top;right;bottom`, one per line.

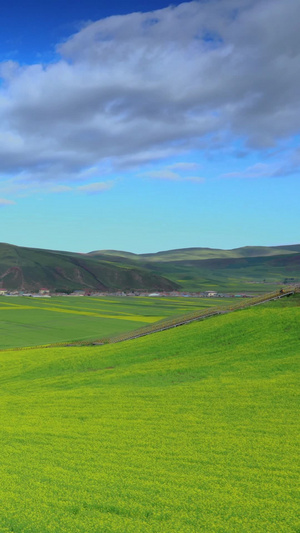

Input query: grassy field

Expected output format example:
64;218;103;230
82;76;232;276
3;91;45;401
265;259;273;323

0;294;298;532
0;295;238;349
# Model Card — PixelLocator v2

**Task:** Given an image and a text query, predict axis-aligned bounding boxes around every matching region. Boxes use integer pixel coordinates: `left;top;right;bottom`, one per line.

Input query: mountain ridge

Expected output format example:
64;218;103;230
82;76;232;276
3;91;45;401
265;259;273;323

0;243;177;292
1;242;299;293
89;244;300;261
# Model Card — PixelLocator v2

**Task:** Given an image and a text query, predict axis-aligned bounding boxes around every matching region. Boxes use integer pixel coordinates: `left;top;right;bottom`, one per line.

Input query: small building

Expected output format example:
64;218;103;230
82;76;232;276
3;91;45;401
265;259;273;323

39;288;50;295
204;291;218;297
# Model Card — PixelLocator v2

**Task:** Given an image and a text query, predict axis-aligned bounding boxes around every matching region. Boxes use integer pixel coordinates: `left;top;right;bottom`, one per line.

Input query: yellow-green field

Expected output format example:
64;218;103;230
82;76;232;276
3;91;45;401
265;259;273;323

0;295;237;349
0;295;298;532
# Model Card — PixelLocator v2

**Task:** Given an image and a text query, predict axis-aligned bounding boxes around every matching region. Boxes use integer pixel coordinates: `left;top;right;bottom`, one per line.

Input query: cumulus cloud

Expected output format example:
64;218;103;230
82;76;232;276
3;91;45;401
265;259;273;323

0;0;299;185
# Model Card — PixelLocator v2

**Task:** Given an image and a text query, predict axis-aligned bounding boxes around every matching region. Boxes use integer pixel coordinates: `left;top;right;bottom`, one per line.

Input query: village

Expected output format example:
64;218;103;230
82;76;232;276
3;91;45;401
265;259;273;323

0;287;251;298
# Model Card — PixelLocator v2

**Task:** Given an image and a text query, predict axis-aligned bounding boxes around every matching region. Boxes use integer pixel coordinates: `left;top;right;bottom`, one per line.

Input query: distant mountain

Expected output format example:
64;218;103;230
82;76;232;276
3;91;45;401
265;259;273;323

1;243;299;293
0;243;177;292
90;245;300;262
94;245;300;292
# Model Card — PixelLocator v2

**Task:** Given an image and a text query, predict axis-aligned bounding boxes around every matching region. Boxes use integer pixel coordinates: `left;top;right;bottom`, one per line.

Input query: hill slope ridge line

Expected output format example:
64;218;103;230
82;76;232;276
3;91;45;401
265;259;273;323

103;288;297;344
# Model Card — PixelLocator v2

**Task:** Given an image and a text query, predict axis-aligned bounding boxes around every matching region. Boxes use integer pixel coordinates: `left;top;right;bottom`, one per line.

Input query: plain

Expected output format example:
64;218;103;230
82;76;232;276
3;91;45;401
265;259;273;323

0;295;237;349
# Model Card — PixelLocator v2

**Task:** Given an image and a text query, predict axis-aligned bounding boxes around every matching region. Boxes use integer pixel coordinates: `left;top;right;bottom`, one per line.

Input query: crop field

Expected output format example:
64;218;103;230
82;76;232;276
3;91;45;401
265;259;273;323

0;295;237;349
0;294;298;532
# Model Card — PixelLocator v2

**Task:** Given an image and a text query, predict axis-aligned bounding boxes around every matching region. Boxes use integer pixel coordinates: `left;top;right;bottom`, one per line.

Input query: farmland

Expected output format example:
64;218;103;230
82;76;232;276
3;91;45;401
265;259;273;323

0;295;238;349
0;294;298;532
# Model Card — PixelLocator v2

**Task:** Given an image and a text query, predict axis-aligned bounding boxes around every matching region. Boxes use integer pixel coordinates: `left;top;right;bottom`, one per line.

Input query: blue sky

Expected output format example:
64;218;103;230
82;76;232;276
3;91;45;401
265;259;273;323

0;0;299;253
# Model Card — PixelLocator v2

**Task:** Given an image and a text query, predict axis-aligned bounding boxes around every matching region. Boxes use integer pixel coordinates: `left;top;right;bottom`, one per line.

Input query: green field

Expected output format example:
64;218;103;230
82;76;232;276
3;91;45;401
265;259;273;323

0;295;237;349
0;294;298;532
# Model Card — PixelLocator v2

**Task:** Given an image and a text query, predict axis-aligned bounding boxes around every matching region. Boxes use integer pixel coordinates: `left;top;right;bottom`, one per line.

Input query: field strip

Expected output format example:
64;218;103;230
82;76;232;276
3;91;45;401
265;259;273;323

0;305;37;310
29;301;158;317
0;300;25;307
0;299;209;318
0;304;163;322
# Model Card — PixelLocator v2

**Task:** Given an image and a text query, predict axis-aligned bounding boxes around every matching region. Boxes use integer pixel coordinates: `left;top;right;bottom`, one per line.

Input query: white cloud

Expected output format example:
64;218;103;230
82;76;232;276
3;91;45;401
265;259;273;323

50;185;73;193
141;167;205;183
143;170;181;181
0;176;114;198
77;181;115;193
0;197;15;206
0;0;299;186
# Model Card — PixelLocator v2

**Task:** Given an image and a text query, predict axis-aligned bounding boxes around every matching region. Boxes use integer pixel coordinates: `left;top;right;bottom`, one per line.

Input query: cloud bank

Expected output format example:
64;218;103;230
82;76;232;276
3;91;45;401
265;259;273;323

0;0;299;186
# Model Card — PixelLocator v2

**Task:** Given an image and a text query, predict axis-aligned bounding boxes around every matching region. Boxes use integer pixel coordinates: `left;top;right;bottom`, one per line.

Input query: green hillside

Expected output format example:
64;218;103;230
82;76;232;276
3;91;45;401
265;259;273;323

0;243;177;292
95;246;300;292
0;295;298;532
146;253;300;292
1;242;299;293
91;244;300;262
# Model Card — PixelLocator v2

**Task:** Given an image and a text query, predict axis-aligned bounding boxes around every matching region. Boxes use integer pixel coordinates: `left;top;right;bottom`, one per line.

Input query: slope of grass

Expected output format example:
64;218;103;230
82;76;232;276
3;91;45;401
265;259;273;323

0;295;237;349
91;244;300;261
0;242;177;292
0;297;298;532
93;247;300;292
147;253;300;292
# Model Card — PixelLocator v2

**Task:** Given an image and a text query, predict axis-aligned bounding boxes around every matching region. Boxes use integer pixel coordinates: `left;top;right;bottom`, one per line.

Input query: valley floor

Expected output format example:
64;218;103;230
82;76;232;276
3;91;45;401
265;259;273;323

0;295;238;349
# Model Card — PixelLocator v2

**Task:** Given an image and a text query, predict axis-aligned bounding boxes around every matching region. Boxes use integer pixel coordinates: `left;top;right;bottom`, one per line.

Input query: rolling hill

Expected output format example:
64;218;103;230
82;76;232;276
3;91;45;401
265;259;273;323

0;243;177;292
89;244;300;261
90;245;300;292
1;242;300;293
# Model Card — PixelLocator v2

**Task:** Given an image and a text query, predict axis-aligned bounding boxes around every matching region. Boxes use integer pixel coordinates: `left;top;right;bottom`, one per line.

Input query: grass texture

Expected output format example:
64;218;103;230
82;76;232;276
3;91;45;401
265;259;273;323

0;296;298;532
0;295;237;349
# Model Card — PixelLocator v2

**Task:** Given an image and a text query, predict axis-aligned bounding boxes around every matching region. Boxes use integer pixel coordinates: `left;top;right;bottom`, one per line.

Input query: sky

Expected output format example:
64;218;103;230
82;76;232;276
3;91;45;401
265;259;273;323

0;0;299;253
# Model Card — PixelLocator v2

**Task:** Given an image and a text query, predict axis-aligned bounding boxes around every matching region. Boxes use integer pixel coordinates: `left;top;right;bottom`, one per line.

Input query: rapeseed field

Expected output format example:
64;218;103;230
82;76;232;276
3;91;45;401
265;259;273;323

0;296;298;532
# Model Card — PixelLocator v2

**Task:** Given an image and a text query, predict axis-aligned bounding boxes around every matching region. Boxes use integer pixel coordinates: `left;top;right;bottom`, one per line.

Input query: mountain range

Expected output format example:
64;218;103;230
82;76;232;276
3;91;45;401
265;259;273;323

1;242;299;293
